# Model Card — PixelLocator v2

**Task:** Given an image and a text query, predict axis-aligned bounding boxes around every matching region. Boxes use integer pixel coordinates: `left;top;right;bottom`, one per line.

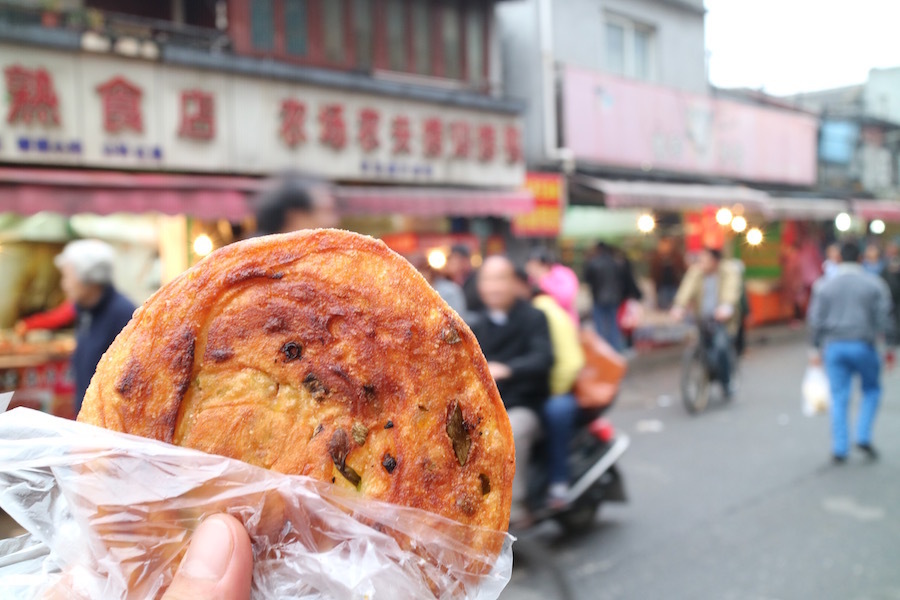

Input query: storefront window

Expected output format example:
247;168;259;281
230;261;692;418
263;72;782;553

466;6;484;85
354;0;374;69
323;0;345;63
250;0;276;51
284;0;308;56
442;3;461;79
412;1;432;75
605;22;625;75
386;0;406;72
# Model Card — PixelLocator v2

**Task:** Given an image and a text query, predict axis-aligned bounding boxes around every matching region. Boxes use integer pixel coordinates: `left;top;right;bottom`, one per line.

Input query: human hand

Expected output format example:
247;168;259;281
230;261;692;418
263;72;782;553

162;514;253;600
487;362;512;381
669;306;686;322
713;305;734;323
809;351;822;367
13;321;27;337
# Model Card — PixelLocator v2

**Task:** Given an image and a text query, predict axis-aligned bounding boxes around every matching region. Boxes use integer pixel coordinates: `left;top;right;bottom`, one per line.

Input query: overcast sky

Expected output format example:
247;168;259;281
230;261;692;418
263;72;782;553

705;0;900;95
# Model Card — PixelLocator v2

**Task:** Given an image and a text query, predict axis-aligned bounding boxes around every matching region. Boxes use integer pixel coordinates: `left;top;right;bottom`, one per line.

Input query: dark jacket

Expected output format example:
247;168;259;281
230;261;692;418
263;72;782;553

72;286;135;413
584;253;624;307
469;299;554;412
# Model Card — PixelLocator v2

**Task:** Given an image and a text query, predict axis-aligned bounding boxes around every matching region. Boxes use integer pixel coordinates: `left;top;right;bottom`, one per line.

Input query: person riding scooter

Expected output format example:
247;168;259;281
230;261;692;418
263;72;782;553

469;256;554;524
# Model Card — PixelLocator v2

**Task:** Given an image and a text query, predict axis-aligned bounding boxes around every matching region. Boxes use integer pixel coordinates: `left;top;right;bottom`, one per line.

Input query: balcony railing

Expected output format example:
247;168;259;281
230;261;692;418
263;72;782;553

0;2;230;53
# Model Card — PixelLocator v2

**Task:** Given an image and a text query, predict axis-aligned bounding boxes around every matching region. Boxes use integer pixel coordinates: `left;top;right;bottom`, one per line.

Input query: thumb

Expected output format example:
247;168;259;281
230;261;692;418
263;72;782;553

163;514;253;600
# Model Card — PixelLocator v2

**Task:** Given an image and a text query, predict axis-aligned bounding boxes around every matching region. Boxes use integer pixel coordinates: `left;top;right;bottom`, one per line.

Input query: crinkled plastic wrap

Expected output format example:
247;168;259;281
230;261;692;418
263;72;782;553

0;407;513;599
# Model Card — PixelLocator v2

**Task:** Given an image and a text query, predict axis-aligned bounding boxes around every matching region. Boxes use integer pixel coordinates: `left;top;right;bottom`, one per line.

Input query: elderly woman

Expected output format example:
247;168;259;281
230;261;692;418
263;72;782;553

55;239;135;414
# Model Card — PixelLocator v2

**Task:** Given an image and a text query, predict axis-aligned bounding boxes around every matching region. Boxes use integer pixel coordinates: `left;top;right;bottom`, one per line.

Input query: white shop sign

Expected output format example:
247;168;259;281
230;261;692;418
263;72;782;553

0;44;524;187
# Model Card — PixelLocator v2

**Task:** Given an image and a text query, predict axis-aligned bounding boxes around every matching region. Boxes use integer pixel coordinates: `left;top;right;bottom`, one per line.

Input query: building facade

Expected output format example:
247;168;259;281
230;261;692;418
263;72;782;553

498;0;826;249
0;0;531;269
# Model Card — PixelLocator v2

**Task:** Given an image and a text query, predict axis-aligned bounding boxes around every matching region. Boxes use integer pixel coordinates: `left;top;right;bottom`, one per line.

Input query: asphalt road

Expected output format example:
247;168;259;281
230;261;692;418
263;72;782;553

502;340;900;600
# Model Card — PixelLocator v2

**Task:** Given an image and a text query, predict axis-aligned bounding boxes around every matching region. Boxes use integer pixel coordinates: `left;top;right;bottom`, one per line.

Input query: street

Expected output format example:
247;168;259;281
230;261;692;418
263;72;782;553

502;339;900;600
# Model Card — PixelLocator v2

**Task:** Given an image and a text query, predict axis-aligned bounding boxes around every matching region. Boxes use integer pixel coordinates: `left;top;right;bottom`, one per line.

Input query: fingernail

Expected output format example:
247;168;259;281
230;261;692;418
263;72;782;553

181;516;235;581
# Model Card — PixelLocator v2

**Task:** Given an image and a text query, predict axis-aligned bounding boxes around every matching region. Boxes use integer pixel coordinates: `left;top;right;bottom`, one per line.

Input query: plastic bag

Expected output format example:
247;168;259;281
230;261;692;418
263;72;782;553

802;365;831;416
0;407;513;599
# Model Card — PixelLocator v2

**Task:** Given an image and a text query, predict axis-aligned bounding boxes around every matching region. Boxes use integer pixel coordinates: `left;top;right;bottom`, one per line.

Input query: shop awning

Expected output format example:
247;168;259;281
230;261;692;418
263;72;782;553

574;176;771;212
0;168;259;221
767;197;850;220
334;186;535;217
853;199;900;222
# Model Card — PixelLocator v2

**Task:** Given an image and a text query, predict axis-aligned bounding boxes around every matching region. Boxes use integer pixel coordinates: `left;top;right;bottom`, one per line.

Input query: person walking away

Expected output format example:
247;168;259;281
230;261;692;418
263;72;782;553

408;253;469;321
525;249;580;324
584;243;626;351
254;173;339;235
822;243;841;280
514;268;583;508
650;237;686;310
670;247;742;397
55;240;136;415
808;241;895;463
862;243;885;276
469;256;554;523
445;244;483;315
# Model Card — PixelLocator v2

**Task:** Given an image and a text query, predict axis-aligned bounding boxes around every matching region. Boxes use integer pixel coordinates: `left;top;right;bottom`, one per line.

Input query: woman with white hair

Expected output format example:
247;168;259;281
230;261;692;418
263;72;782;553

55;239;135;415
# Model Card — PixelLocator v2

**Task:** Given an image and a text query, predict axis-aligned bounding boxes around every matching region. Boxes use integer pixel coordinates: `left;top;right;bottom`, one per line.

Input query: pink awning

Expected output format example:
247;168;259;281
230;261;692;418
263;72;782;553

0;168;260;221
853;199;900;223
335;186;534;217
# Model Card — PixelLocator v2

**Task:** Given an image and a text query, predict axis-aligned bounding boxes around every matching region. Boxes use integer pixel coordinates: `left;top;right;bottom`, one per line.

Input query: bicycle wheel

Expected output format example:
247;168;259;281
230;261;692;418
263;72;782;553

681;345;710;414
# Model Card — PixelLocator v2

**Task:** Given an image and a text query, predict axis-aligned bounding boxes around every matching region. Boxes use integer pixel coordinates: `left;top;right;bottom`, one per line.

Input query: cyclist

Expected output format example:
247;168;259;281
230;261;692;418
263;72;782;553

670;247;743;397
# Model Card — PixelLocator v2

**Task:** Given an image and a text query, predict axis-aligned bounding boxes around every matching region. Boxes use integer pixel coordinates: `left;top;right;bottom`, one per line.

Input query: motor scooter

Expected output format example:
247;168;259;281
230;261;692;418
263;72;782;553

519;408;629;533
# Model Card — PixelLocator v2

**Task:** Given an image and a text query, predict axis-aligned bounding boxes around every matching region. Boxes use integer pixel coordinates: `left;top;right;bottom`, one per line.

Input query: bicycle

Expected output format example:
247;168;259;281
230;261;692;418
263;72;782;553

680;317;739;414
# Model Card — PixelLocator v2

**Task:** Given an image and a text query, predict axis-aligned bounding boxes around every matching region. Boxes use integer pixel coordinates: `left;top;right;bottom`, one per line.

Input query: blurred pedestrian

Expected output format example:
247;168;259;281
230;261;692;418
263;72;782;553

254;173;339;235
445;244;483;313
55;240;135;415
469;256;553;523
882;242;900;321
671;247;742;397
408;253;469;320
862;243;885;276
514;267;583;509
822;243;841;279
649;237;686;310
584;242;626;351
808;241;895;463
525;248;579;324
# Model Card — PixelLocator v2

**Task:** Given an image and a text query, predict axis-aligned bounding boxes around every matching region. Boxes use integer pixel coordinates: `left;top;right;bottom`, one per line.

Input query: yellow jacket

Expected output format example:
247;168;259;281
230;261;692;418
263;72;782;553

533;294;585;395
673;260;743;333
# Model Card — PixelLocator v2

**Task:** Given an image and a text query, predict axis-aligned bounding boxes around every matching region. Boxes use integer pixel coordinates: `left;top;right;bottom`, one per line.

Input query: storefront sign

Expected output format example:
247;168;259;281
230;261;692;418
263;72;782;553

512;172;564;237
0;44;524;187
562;66;817;186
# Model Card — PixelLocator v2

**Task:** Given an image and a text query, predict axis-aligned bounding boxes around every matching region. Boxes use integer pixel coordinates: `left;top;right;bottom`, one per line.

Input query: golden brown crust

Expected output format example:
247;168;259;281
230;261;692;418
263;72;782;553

79;229;514;548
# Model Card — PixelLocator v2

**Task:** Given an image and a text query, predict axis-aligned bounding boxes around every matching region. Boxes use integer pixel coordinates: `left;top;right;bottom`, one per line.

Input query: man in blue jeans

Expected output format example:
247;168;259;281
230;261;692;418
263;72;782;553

808;241;895;463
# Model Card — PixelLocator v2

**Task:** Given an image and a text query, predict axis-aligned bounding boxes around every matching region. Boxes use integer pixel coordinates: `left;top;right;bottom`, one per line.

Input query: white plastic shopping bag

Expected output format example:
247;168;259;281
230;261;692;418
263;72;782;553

802;365;831;416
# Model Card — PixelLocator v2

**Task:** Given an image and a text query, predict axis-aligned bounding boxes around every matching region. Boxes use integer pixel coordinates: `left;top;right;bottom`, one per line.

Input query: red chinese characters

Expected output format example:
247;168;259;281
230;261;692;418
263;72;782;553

96;76;143;134
358;108;380;153
178;90;215;140
449;122;471;159
504;124;523;164
280;99;307;148
477;124;496;162
423;117;443;158
319;104;347;150
4;66;60;126
391;116;411;155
